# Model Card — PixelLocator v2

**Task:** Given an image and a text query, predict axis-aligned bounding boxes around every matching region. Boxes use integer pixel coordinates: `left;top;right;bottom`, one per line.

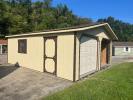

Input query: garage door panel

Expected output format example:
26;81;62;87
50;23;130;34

80;36;97;78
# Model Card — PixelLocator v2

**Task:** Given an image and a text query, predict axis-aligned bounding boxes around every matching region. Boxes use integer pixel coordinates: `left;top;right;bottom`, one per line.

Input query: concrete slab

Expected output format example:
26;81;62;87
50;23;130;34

0;65;72;100
112;56;133;64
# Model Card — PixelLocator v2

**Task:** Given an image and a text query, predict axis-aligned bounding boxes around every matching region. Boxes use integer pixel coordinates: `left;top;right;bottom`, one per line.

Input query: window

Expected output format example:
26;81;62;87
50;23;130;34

126;47;128;51
18;39;27;53
2;45;7;54
0;45;7;54
124;47;130;52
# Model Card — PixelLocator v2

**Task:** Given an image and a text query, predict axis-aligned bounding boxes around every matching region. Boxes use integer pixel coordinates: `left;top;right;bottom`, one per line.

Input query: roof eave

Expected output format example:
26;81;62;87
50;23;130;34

6;23;118;40
104;23;118;40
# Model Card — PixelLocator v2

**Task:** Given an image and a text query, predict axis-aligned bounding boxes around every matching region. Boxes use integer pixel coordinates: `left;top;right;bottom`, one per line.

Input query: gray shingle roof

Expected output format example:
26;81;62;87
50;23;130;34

113;42;133;46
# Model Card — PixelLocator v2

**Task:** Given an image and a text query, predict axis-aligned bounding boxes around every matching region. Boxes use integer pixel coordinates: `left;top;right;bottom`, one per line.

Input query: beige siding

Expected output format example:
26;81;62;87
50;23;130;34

8;36;44;72
8;34;75;81
57;34;74;81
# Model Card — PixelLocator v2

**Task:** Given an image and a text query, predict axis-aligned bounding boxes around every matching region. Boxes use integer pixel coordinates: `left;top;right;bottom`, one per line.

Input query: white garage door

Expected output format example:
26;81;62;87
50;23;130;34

80;36;97;78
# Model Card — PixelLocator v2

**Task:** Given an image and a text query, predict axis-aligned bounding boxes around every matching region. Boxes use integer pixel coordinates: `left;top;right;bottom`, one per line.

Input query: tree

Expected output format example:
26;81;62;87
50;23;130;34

43;0;52;9
97;16;133;41
0;0;93;38
0;0;11;37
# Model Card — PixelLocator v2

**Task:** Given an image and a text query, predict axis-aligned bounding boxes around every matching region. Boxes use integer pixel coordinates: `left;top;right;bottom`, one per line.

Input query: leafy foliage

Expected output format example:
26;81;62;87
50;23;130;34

97;17;133;41
0;0;92;38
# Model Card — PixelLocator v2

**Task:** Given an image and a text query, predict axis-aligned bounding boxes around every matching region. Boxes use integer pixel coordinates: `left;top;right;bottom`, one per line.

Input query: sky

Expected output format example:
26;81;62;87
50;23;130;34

32;0;133;24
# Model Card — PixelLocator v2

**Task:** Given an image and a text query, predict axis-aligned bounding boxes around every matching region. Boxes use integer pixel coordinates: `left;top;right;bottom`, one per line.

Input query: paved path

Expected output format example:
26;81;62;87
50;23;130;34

0;65;72;100
112;56;133;64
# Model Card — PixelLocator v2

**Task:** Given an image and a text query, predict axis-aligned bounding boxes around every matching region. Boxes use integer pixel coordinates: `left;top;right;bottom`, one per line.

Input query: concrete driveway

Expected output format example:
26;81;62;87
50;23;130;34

0;65;72;100
112;56;133;64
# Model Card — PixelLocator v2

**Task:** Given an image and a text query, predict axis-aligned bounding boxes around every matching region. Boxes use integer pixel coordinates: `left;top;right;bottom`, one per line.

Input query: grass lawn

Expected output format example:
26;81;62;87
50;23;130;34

43;62;133;100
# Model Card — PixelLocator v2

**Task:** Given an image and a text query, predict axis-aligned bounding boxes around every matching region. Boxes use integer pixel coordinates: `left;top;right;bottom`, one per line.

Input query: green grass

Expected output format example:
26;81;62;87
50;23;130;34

43;63;133;100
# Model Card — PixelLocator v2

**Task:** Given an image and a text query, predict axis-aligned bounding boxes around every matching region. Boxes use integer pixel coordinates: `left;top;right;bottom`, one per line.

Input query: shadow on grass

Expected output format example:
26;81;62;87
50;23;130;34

0;65;19;79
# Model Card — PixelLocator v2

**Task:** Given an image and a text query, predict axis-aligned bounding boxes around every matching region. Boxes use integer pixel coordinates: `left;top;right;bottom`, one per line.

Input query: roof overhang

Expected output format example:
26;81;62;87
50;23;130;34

113;42;133;47
6;23;118;40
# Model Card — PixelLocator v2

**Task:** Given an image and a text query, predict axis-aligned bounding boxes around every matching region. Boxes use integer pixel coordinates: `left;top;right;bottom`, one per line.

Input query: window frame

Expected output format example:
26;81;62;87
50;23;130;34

124;46;130;53
2;45;7;54
18;39;27;54
125;47;128;52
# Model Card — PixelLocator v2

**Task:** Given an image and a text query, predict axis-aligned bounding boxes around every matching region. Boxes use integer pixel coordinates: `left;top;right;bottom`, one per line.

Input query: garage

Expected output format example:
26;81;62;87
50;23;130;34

6;23;118;81
80;35;97;78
